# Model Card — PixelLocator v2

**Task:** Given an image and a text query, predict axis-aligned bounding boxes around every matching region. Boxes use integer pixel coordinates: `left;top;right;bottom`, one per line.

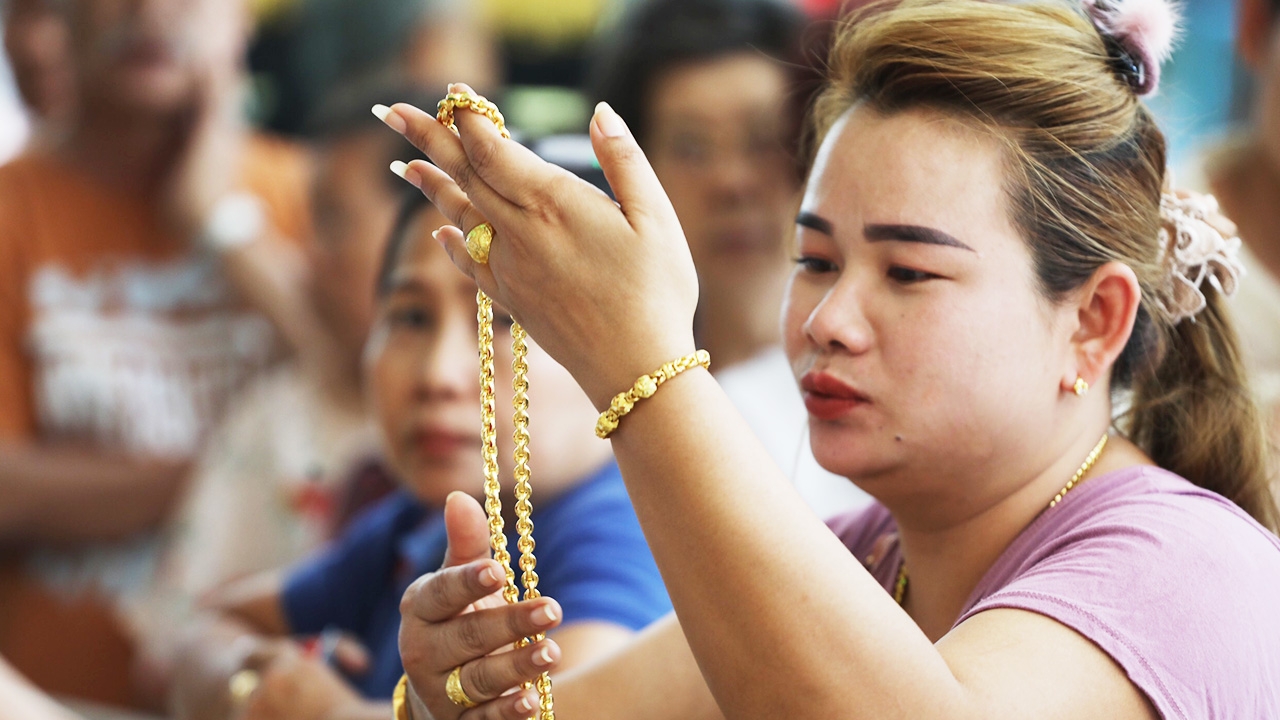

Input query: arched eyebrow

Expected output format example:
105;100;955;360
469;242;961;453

797;212;975;252
865;223;975;252
796;211;833;235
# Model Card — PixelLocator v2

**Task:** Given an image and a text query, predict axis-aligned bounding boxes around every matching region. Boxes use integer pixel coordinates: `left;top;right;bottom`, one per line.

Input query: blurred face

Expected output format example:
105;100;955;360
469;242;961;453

310;133;406;357
3;0;73;119
67;0;248;113
646;53;798;315
784;105;1071;507
365;212;607;506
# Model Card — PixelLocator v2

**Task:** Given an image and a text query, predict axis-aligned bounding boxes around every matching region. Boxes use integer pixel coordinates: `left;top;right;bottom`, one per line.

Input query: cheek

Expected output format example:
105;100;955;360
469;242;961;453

368;340;410;436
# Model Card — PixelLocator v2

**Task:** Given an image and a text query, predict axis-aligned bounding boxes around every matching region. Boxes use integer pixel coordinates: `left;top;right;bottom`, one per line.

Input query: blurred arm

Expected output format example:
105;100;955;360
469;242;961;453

0;441;187;544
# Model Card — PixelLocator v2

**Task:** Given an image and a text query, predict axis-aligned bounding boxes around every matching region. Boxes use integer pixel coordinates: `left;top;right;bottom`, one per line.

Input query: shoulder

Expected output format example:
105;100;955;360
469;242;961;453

963;466;1280;719
535;462;632;530
336;489;426;548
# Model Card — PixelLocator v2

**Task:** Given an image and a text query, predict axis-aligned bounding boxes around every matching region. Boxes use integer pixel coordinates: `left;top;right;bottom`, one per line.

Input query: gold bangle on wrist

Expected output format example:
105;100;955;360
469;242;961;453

595;350;710;439
392;674;412;720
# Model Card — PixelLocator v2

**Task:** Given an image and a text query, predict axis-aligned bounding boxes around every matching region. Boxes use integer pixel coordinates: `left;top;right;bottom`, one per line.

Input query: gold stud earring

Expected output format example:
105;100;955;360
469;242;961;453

1072;376;1089;397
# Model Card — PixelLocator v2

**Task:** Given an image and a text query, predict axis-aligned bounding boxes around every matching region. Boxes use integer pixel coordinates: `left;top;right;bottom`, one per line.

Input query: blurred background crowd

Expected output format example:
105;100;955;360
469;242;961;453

0;0;1275;718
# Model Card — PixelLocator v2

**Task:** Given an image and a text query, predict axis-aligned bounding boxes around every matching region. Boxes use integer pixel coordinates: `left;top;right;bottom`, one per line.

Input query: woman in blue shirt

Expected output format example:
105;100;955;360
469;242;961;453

168;192;670;720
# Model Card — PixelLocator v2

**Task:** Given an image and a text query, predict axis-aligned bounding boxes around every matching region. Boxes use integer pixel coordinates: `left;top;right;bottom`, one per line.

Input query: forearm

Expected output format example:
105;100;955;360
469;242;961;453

605;371;967;719
552;615;721;720
0;442;187;543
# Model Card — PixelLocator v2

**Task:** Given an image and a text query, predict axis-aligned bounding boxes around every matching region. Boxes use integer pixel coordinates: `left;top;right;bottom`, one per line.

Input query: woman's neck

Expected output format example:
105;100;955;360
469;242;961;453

891;432;1148;641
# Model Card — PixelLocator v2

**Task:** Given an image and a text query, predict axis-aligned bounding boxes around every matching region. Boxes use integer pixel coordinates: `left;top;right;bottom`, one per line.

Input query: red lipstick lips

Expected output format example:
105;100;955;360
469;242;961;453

800;372;871;420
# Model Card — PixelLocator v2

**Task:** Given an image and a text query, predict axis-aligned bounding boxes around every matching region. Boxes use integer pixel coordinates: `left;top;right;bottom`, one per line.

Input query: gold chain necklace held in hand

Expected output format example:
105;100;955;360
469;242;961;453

893;433;1109;606
436;91;554;720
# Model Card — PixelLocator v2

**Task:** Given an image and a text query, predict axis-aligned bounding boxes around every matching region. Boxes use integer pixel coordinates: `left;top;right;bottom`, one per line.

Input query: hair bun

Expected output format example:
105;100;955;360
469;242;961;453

1084;0;1181;96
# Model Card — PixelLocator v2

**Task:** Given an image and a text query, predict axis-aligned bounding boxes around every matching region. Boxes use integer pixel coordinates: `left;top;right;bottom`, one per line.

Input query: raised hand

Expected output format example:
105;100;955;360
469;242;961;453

378;85;700;408
399;493;564;720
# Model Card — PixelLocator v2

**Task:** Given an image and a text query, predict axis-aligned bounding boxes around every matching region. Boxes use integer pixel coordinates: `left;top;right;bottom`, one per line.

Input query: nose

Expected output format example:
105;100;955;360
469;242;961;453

802;274;874;356
707;150;763;206
416;313;477;401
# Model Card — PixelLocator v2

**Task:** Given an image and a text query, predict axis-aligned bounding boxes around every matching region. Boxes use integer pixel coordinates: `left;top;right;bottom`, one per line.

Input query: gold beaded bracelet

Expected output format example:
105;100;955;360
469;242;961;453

595;350;711;439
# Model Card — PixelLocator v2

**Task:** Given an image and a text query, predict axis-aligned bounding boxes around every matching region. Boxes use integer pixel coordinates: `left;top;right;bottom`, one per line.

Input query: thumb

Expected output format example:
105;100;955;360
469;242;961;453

441;491;493;569
589;102;675;228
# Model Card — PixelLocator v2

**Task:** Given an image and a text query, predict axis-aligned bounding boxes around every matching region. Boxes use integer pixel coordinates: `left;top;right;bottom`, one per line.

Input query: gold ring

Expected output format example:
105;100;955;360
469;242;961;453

465;222;494;264
228;668;260;706
445;665;479;709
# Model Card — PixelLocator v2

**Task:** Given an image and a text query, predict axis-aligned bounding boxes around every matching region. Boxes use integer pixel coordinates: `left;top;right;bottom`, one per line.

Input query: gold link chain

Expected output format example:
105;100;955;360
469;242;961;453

438;91;553;719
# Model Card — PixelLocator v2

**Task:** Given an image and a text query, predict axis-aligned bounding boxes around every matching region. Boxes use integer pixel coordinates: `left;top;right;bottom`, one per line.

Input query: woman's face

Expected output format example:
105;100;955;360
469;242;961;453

783;105;1075;510
645;53;799;315
365;212;607;506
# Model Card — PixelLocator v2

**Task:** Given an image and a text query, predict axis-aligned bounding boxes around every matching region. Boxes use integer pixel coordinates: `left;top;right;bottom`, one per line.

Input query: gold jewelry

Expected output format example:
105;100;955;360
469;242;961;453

437;92;508;267
228;668;260;706
445;665;479;709
892;561;908;606
392;674;413;720
1048;433;1109;508
893;432;1109;607
436;90;553;720
595;350;711;439
465;222;494;264
1072;376;1089;396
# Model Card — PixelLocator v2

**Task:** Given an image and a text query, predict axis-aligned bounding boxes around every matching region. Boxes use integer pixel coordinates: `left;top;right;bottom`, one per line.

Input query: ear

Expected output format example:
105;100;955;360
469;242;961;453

1062;262;1141;395
1237;0;1274;71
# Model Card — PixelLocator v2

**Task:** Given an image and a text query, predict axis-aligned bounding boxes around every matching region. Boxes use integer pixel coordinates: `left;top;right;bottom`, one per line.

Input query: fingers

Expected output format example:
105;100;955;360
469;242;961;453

458;689;544;720
455;638;561;708
436;599;562;665
331;635;371;675
380;101;519;226
398;161;488;236
442;491;496;569
589;102;677;230
447;83;563;210
402;560;508;625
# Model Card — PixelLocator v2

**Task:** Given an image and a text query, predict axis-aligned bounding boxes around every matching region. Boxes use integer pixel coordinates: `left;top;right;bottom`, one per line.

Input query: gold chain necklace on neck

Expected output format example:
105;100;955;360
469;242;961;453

437;92;554;720
892;433;1109;606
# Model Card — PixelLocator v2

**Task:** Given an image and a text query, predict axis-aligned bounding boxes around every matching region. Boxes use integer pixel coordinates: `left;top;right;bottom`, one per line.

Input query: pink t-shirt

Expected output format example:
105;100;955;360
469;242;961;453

827;465;1280;720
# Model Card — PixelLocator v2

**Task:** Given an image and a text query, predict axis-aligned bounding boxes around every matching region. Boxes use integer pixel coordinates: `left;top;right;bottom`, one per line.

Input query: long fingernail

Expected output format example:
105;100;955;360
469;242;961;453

516;693;535;714
531;603;559;627
594;102;628;138
532;645;555;667
372;104;407;134
389;161;418;187
478;564;502;589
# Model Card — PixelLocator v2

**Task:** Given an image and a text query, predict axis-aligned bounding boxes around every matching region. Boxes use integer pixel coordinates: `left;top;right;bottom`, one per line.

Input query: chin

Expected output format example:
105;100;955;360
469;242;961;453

810;429;904;484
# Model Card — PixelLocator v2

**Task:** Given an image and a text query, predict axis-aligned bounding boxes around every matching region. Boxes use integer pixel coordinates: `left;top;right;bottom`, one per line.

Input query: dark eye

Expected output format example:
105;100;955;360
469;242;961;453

794;256;837;274
886;266;938;284
388;306;434;330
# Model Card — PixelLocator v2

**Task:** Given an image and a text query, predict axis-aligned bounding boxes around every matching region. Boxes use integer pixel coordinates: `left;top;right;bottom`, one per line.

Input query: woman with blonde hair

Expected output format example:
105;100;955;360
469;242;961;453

377;0;1280;717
